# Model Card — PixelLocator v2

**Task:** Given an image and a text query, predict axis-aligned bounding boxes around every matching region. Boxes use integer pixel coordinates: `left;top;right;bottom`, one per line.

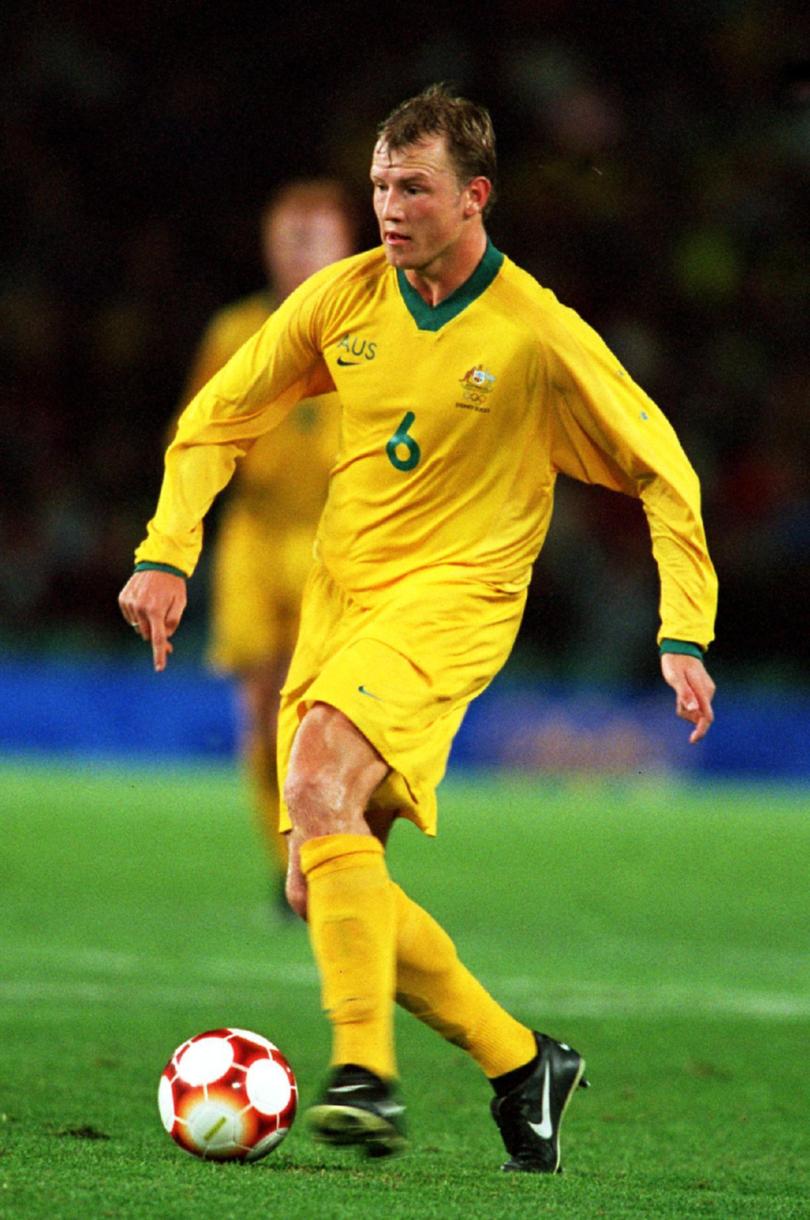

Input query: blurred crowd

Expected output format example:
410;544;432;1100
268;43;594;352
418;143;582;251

1;1;808;685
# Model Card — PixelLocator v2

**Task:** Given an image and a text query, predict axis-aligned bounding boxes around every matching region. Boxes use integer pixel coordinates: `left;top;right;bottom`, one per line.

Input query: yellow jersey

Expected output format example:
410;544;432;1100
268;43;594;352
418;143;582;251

136;243;717;648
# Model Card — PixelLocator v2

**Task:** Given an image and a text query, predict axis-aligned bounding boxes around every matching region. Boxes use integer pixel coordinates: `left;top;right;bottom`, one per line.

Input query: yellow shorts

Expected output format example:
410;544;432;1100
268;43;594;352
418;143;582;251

277;563;526;836
207;504;317;673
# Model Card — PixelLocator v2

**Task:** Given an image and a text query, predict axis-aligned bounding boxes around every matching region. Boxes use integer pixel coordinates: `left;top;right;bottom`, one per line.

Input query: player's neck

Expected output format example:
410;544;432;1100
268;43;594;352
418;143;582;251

404;226;488;307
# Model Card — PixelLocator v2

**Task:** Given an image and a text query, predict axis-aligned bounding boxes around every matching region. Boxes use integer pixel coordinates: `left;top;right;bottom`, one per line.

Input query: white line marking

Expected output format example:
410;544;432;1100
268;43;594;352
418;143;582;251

0;947;808;1019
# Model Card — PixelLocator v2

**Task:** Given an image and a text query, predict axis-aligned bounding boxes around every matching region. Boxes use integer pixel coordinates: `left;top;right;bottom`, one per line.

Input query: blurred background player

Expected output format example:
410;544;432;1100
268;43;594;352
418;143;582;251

175;180;357;910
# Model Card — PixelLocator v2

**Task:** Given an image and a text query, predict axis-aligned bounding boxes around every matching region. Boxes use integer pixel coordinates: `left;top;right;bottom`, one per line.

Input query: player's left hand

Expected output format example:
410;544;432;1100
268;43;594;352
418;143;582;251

660;653;716;744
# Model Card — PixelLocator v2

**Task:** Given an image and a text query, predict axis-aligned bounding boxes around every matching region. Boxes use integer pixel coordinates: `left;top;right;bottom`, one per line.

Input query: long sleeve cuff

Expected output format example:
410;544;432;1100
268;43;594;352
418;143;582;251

133;561;188;580
659;638;704;660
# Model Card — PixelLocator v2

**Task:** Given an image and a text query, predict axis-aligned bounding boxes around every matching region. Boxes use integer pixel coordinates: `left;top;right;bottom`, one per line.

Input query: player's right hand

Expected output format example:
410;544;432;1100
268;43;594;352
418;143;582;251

118;570;187;672
660;652;716;744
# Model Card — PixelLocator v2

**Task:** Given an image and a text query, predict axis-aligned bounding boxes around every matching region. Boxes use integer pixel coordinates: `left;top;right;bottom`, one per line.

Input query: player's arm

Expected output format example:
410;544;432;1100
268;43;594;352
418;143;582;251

120;279;332;666
547;319;718;738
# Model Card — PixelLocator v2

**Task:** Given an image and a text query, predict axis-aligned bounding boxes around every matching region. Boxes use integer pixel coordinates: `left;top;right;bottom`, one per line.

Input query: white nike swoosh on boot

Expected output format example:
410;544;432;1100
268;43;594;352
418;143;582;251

527;1062;553;1139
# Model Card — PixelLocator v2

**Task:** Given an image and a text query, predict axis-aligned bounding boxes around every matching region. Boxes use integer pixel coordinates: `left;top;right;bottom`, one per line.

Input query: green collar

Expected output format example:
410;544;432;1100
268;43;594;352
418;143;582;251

396;239;504;332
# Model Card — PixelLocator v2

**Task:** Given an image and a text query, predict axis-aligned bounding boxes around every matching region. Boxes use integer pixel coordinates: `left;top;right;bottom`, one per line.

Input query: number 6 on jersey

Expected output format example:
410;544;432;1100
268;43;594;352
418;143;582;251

386;411;421;472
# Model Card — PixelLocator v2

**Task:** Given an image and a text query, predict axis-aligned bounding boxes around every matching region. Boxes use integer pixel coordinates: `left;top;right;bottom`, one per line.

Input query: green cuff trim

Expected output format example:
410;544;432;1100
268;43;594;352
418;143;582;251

134;561;188;580
659;638;704;660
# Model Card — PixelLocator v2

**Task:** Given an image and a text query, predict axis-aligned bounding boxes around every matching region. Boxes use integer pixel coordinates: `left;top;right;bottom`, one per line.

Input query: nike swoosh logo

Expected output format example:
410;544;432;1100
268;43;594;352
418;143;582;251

337;357;361;366
527;1062;553;1139
330;1084;368;1095
357;684;383;701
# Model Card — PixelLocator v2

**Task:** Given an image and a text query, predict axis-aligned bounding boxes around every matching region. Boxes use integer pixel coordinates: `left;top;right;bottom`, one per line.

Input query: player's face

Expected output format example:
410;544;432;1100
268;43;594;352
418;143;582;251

264;203;354;297
371;136;479;274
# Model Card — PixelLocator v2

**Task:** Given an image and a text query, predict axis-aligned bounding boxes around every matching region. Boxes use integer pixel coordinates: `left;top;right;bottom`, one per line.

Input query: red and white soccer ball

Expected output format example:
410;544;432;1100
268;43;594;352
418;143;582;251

158;1028;297;1161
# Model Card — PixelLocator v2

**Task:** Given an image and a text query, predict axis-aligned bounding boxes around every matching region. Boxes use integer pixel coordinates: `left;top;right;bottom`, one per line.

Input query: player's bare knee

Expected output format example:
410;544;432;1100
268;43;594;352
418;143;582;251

283;765;352;837
282;767;321;829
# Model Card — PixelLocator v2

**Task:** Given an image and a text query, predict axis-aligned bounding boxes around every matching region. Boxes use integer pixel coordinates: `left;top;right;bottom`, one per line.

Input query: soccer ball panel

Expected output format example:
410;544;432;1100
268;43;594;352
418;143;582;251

157;1074;175;1133
245;1057;294;1116
175;1035;234;1086
180;1094;248;1159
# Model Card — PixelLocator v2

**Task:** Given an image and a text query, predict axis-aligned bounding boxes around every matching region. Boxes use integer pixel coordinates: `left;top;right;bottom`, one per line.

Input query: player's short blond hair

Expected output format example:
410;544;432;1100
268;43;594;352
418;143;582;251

377;84;497;214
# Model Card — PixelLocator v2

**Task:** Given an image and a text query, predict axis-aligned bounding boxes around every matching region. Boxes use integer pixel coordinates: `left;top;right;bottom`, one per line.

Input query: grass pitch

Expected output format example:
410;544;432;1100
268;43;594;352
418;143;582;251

0;758;808;1218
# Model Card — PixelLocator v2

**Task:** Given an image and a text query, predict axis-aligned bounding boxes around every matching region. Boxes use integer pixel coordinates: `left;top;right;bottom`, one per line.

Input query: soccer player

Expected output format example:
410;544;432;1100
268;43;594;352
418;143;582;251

119;85;717;1173
173;181;356;908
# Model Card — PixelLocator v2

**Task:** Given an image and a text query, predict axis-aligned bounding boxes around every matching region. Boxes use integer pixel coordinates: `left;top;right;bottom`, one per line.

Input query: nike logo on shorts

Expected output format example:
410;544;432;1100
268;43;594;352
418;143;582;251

358;684;383;701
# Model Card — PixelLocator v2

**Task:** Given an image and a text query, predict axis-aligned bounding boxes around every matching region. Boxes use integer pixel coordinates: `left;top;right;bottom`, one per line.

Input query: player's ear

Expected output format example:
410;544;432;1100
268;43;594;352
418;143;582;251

463;176;491;217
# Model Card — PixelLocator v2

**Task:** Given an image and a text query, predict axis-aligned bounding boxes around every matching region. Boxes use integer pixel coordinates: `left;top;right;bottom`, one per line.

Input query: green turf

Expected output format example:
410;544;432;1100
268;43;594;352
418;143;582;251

0;759;808;1218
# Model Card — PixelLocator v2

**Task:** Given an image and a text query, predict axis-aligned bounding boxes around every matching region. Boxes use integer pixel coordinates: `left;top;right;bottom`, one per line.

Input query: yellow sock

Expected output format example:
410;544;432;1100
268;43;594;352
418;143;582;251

300;834;397;1080
246;735;288;877
393;883;536;1078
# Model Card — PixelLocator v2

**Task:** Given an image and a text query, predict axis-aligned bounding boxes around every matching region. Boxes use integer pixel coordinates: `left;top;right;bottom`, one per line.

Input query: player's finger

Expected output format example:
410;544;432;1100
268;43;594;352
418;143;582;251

692;701;714;743
122;601;146;637
689;715;711;745
141;613;169;672
118;582;150;636
680;683;714;743
117;586;138;629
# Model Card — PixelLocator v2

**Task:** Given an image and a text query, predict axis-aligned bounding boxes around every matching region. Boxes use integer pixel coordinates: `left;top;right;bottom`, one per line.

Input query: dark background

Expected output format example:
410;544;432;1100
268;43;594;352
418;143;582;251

2;0;808;689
